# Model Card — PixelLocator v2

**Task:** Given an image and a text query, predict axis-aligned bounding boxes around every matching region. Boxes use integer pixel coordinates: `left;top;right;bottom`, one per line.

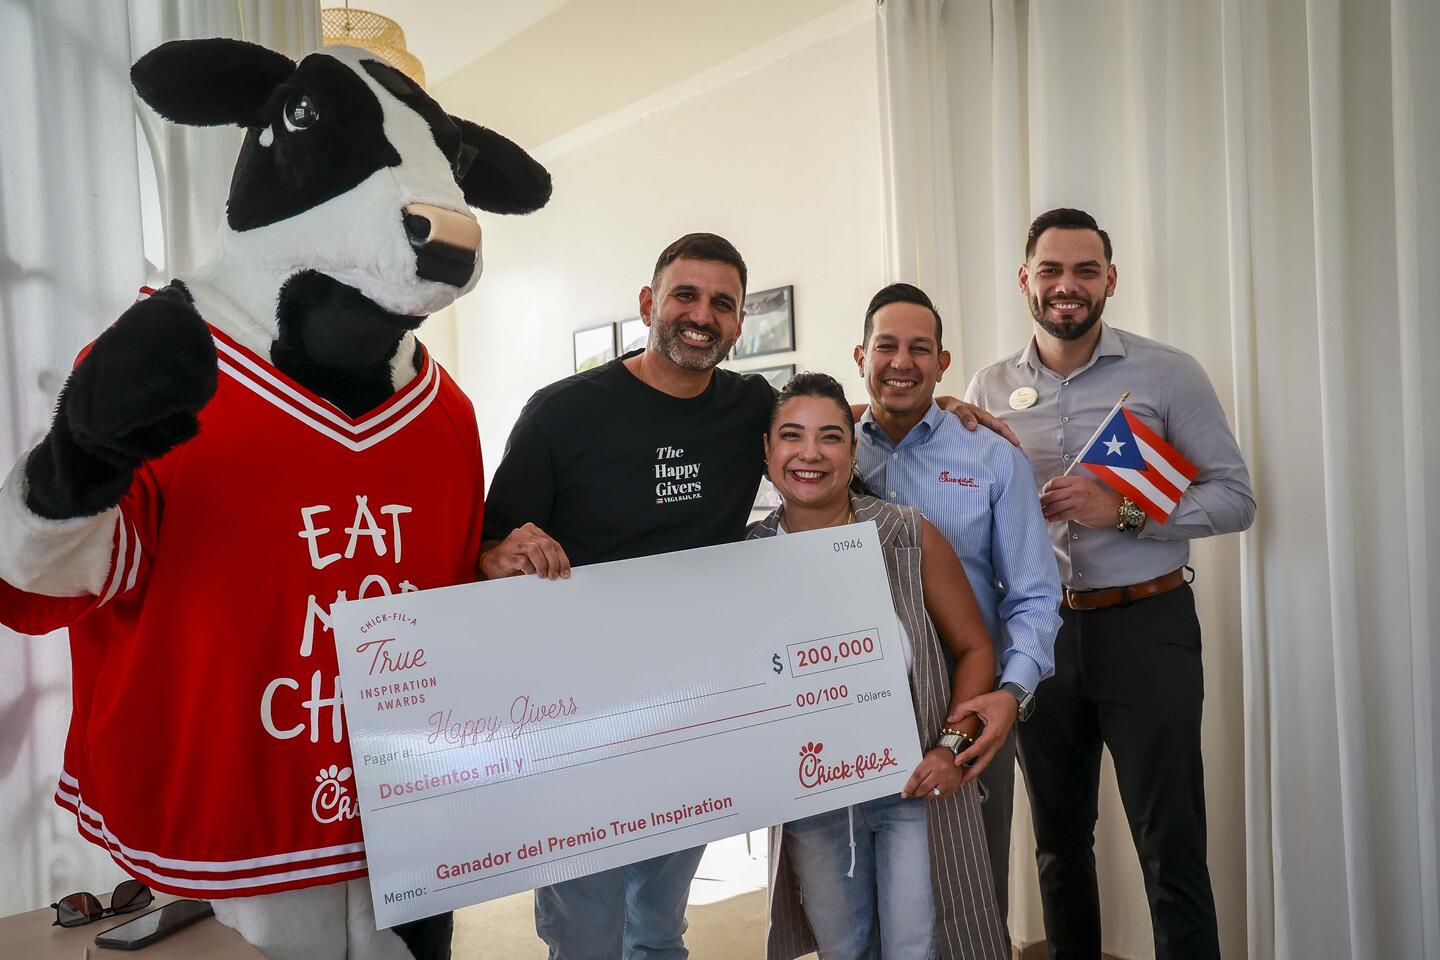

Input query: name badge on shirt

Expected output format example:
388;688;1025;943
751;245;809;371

1009;387;1038;410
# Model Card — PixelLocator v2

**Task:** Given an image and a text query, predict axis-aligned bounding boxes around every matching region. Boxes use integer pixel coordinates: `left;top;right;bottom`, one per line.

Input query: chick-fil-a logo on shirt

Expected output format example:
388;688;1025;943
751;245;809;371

797;740;900;790
311;764;358;824
938;470;979;487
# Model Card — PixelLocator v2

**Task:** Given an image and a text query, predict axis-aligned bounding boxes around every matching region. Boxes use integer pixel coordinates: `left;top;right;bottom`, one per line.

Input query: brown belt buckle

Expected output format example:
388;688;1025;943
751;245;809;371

1063;586;1106;611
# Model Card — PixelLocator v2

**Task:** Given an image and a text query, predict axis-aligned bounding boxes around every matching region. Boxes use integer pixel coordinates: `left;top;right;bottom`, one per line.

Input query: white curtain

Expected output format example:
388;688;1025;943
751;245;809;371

0;0;319;916
877;2;1440;959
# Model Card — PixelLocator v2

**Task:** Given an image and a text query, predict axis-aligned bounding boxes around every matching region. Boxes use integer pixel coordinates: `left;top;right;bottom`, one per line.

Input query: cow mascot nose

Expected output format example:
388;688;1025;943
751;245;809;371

404;203;483;287
0;36;551;960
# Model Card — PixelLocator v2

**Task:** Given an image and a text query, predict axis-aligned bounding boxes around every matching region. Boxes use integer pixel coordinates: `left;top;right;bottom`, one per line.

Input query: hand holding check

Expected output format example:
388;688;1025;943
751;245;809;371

480;522;572;580
901;749;967;800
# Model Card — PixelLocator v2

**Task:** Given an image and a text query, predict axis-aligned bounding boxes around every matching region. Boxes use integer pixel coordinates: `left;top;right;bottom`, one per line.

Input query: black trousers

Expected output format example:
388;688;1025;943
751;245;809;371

1016;584;1220;960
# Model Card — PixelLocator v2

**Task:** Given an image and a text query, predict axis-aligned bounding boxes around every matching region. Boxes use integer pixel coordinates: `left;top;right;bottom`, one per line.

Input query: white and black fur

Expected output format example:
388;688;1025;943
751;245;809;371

0;38;550;960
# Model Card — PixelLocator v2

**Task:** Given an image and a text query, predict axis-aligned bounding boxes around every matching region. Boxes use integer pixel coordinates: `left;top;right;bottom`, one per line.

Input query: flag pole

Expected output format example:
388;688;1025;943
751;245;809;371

1062;389;1131;476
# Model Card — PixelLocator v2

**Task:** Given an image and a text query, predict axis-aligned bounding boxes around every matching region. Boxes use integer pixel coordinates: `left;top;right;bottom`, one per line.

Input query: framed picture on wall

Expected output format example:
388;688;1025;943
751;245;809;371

574;323;617;372
617;316;648;355
733;285;794;359
750;364;796;391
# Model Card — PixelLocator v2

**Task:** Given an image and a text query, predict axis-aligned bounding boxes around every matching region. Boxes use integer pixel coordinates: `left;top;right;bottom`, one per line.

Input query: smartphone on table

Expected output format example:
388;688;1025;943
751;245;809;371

94;898;214;950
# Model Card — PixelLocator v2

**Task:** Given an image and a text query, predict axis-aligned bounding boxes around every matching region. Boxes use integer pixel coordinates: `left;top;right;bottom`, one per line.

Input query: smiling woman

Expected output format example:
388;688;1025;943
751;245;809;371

748;372;1011;960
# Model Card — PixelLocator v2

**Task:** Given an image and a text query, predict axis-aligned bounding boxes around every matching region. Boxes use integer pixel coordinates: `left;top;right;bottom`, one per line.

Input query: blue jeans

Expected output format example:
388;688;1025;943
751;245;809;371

533;845;706;960
784;793;937;960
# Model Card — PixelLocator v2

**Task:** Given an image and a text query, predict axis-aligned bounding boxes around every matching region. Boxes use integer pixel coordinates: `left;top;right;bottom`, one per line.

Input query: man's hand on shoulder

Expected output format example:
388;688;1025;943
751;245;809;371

479;523;572;580
935;397;1022;448
1040;475;1123;527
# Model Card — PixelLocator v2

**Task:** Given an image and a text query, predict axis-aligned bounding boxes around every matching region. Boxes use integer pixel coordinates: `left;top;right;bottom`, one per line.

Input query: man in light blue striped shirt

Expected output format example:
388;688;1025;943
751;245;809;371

854;283;1061;934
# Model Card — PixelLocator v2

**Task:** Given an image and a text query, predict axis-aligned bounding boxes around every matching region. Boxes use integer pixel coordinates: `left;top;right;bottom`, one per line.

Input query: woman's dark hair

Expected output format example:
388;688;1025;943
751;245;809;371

767;371;876;497
770;371;853;434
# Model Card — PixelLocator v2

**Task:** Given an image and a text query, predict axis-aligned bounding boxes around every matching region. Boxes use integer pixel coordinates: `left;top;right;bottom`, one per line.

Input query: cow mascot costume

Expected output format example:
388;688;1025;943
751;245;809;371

0;38;550;960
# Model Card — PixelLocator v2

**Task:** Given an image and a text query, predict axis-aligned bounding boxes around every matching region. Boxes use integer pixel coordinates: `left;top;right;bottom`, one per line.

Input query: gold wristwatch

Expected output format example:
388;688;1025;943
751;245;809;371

1117;497;1147;532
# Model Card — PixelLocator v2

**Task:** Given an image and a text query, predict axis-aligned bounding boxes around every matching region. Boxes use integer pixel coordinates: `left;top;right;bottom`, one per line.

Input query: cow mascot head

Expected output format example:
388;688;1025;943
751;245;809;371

0;39;550;960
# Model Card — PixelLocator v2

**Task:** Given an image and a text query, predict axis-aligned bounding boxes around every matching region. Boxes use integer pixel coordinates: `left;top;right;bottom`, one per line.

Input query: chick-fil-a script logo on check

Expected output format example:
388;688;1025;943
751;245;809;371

797;740;901;790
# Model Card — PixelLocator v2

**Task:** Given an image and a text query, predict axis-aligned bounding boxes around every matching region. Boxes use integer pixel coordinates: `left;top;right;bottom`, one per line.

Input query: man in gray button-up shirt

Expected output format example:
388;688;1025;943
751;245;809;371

966;208;1254;960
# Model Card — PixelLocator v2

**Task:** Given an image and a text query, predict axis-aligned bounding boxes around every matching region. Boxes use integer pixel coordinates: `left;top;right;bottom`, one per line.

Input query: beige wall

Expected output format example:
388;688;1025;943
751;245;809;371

447;13;885;475
435;0;853;154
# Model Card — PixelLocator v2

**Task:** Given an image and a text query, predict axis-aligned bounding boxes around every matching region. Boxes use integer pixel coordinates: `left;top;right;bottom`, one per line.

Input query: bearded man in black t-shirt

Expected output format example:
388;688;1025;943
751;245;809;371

479;233;1011;959
480;233;769;960
484;234;772;580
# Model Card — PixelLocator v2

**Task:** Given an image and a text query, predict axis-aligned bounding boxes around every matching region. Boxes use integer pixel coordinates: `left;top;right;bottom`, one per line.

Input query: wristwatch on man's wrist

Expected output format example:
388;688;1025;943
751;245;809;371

999;681;1036;721
1117;497;1147;533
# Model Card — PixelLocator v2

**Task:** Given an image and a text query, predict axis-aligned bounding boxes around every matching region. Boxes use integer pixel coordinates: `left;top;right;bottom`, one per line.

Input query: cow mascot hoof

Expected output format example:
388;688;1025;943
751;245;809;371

0;39;551;960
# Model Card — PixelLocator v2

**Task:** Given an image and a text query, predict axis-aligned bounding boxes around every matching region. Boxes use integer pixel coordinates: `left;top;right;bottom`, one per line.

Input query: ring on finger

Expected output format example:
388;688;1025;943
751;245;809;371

930;786;941;797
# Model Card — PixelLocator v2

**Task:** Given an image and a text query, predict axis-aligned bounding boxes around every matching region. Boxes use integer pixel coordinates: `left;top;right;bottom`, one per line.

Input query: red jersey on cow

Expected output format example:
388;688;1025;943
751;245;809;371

12;324;483;898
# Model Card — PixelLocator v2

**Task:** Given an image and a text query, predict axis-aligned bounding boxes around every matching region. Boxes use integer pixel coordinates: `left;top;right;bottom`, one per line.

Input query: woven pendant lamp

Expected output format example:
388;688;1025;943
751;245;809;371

322;4;426;88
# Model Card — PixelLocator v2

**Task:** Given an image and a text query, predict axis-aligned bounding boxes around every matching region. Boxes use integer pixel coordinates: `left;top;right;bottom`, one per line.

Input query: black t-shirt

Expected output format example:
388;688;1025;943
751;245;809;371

483;353;776;566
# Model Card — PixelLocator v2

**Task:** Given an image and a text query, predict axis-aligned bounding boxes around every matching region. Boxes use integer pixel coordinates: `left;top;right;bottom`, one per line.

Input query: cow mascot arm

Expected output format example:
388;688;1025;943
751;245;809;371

0;287;216;625
0;38;550;960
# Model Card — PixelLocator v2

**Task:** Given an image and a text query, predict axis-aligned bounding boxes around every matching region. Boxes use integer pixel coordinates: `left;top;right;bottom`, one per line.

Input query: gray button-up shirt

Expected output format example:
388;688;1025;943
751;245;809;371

965;323;1255;589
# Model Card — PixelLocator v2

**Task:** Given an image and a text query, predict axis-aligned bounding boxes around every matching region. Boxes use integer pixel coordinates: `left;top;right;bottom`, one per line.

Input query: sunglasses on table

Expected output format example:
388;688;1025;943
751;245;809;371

50;879;153;927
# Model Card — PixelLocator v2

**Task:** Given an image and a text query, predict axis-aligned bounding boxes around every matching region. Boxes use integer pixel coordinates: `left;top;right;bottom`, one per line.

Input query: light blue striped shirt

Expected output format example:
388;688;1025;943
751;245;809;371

857;402;1062;693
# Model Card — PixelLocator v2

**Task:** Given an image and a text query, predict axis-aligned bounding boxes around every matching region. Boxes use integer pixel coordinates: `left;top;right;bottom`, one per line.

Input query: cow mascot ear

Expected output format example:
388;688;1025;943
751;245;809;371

452;117;553;215
131;38;295;127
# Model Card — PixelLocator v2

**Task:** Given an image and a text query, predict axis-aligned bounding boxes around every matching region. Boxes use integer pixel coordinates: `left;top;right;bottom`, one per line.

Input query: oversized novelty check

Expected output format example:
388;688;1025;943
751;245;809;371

330;522;923;928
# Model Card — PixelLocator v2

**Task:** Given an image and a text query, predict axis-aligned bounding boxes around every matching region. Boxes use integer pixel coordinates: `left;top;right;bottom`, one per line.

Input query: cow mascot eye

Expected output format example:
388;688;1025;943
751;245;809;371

282;92;319;132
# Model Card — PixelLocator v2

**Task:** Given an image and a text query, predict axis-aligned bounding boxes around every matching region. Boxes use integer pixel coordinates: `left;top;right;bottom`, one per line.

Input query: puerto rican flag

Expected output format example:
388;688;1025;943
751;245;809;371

1079;406;1198;523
